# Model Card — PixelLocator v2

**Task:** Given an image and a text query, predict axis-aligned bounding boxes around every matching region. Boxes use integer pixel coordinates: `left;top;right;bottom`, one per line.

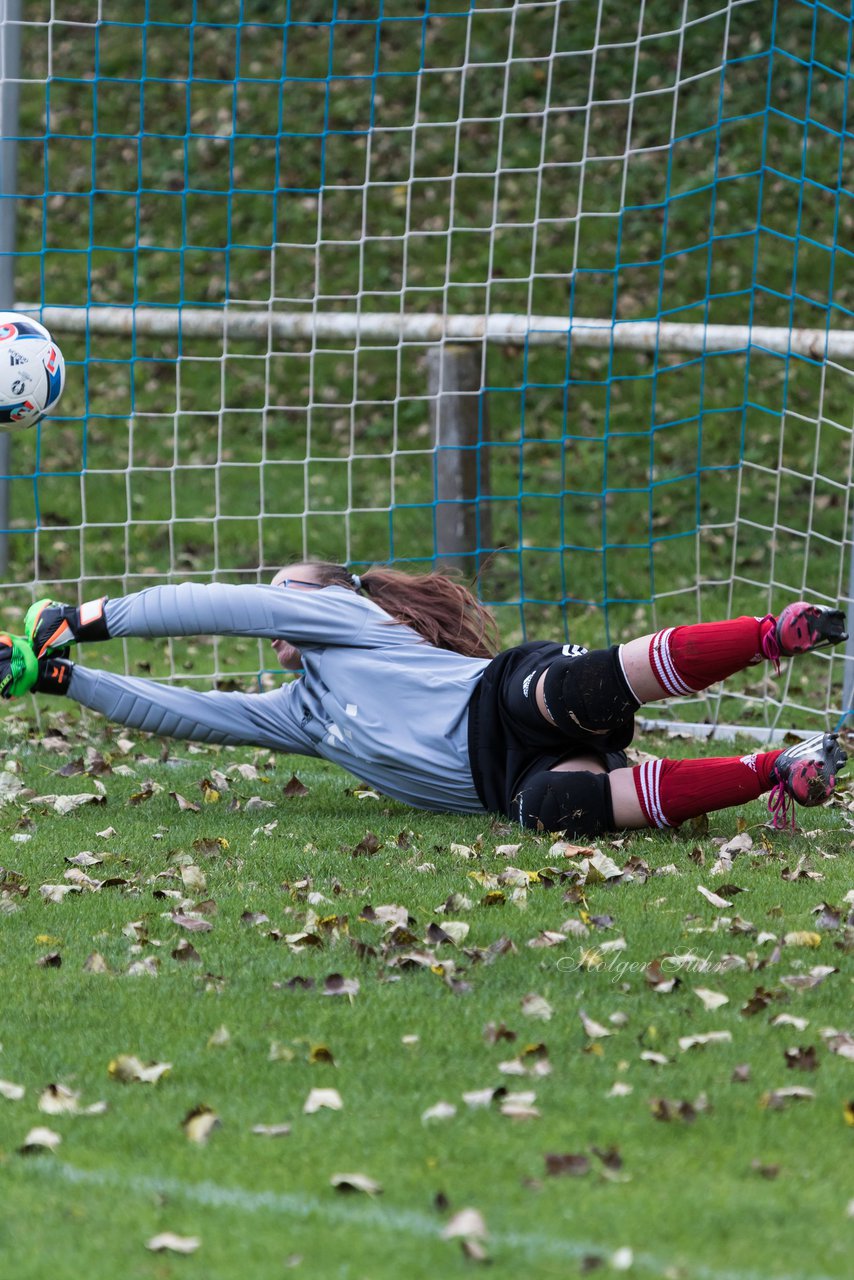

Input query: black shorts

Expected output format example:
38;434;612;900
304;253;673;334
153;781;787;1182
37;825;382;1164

466;640;634;817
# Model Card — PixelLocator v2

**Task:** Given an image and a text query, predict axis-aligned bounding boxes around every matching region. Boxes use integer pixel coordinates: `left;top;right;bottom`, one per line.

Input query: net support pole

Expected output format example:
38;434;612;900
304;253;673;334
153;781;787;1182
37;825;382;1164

428;343;491;577
0;0;20;579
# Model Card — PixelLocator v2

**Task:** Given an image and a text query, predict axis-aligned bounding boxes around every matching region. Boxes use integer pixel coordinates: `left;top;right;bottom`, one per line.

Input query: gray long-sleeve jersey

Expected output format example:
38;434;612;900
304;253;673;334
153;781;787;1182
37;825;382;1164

67;582;491;814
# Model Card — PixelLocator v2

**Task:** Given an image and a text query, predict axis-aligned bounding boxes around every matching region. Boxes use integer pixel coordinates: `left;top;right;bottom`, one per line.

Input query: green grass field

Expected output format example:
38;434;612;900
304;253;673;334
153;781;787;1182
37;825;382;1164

1;709;853;1279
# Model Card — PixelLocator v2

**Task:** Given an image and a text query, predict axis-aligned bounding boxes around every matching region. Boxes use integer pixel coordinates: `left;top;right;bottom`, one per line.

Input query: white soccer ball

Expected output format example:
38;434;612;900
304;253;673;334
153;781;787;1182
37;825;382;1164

0;311;65;431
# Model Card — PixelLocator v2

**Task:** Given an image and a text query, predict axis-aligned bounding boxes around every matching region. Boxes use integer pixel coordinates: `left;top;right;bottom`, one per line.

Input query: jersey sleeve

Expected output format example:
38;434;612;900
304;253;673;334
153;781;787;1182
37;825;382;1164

102;583;384;648
67;664;319;755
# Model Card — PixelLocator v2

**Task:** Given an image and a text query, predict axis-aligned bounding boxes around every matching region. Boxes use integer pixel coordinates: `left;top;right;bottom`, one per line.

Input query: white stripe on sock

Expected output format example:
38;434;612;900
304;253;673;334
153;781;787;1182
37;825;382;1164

640;759;668;828
654;628;695;696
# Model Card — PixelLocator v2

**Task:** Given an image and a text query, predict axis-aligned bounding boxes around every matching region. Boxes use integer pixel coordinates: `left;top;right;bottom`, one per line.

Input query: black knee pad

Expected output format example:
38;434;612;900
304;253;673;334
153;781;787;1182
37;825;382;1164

500;647;575;738
513;767;615;837
541;645;638;740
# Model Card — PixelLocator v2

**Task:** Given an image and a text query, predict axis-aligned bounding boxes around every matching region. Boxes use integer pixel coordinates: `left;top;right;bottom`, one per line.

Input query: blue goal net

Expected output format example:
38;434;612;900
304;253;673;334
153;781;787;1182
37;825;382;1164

3;0;852;727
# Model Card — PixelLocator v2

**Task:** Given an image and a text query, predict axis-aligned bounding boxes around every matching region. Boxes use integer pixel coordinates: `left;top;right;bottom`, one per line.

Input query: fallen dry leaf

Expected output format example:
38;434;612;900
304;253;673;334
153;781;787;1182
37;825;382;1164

783;931;822;949
172;939;201;963
579;1010;613;1039
422;1100;457;1122
650;1095;710;1123
170;792;201;812
180;864;207;895
282;773;309;797
697;885;732;908
30;790;106;814
38;1084;80;1115
182;1104;221;1144
252;1123;291;1137
693;987;729;1011
823;1031;854;1061
108;1055;172;1085
323;973;360;997
544;1152;590;1177
170;912;213;933
549;841;596;858
462;1087;504;1109
770;1013;809;1031
146;1233;200;1254
678;1031;733;1052
500;1091;540;1119
303;1087;342;1114
39;884;81;904
751;1158;780;1179
19;1125;61;1153
780;966;838;991
330;1171;383;1195
784;1045;819;1072
580;850;622;881
761;1086;816;1109
442;1208;487;1241
65;851;103;867
521;992;553;1021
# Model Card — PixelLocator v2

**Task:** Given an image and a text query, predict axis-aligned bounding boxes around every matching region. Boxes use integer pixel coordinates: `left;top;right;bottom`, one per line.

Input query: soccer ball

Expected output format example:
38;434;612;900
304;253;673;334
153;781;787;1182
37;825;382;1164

0;311;65;431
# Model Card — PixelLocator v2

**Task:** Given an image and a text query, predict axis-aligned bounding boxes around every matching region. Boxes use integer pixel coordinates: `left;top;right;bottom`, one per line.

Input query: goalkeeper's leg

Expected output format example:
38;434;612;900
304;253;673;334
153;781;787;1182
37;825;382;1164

619;603;847;704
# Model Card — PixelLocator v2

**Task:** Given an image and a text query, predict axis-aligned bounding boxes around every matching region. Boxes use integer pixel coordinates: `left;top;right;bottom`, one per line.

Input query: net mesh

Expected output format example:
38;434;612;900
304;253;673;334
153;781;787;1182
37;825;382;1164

2;1;851;726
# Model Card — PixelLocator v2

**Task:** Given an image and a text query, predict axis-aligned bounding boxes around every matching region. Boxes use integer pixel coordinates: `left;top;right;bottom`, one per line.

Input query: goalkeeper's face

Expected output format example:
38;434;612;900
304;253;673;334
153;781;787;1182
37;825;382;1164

270;563;324;669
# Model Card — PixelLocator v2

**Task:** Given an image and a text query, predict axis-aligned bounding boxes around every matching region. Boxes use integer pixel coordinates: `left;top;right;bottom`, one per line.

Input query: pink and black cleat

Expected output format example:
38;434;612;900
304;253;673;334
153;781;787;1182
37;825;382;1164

767;731;848;829
761;602;848;673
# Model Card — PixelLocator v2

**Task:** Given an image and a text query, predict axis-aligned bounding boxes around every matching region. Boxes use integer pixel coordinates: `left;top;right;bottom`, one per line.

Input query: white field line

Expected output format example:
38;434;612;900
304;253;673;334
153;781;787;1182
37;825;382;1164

26;1159;841;1280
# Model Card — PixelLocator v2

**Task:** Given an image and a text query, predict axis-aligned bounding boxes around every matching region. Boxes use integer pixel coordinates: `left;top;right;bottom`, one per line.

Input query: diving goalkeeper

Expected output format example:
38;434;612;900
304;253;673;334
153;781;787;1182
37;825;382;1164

0;561;847;835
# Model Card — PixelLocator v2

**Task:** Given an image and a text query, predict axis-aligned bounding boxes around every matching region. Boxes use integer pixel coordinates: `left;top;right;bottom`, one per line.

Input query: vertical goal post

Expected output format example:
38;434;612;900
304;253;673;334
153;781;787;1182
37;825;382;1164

0;1;852;735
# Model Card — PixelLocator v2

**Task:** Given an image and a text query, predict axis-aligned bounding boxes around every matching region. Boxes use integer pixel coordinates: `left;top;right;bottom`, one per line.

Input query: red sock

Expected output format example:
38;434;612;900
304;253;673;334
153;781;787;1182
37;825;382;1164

633;751;783;827
648;616;776;695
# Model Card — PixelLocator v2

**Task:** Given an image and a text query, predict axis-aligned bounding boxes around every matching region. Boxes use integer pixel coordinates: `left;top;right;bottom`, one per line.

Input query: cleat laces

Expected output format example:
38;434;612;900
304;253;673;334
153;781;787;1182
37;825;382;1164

767;780;796;830
759;614;781;675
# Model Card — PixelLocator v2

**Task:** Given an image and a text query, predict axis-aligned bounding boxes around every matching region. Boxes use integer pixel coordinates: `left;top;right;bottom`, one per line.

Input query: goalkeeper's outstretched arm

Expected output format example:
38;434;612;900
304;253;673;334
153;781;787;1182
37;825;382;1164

27;581;377;658
25;559;500;663
62;663;318;754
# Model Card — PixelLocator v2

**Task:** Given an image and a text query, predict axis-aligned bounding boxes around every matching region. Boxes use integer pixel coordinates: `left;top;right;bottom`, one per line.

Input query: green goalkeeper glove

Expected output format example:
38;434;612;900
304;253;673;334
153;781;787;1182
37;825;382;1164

0;634;39;699
25;596;109;659
0;635;71;698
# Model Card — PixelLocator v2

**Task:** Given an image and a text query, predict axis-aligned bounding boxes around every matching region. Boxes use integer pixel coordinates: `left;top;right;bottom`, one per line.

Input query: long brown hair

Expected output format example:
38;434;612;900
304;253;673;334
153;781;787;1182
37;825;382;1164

296;561;499;659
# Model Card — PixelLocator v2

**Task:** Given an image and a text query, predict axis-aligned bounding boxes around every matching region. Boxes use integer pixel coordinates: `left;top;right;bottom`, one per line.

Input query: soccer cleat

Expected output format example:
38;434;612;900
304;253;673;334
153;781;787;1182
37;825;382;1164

761;602;848;673
25;596;109;660
0;633;39;699
767;731;848;829
34;656;74;696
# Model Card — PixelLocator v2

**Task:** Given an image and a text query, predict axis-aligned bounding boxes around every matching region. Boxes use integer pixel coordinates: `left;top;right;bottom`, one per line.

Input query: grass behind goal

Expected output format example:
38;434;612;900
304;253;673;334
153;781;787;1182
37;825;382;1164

2;2;852;728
